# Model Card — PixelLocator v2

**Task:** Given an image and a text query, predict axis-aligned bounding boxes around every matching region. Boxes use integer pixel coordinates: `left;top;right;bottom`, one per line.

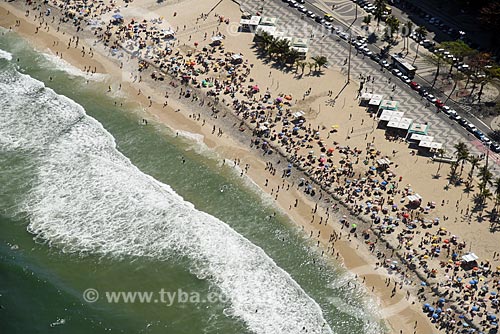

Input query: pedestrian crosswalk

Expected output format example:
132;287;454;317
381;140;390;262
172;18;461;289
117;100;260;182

240;0;498;173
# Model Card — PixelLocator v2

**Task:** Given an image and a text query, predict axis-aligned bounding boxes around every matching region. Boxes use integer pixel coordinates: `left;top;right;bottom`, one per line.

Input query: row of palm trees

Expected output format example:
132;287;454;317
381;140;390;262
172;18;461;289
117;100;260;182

255;32;328;74
450;142;500;207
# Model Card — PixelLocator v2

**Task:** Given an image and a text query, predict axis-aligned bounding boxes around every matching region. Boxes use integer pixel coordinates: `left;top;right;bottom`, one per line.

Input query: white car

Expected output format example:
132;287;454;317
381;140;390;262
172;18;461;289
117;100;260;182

400;75;411;84
339;32;350;40
391;68;402;77
426;94;437;103
380;59;390;68
441;106;451;114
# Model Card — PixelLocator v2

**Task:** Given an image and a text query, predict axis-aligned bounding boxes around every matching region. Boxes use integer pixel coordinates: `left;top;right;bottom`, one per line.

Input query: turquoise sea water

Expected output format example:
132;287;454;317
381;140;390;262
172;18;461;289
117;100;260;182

0;31;386;334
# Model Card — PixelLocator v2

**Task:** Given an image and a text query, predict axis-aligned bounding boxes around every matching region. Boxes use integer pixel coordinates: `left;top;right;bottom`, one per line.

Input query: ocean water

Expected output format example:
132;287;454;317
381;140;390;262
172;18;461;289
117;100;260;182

0;31;386;334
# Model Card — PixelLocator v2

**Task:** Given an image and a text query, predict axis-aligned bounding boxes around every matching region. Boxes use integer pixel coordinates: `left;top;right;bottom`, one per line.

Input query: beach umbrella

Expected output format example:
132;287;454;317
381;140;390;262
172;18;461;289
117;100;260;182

428;306;435;312
423;303;430;308
351;223;357;228
432;313;439;319
112;13;124;20
471;306;479;311
438;298;445;303
491;291;498;295
459;315;465;319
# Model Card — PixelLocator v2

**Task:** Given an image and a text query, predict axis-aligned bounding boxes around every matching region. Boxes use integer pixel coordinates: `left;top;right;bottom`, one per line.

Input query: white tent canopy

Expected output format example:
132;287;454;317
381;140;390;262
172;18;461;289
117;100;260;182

429;142;443;149
380;110;404;121
377;158;391;166
249;16;261;25
462;253;479;263
360;92;373;100
407;194;422;202
410;134;434;142
369;98;382;106
379;100;399;110
419;140;433;148
255;25;277;36
387;117;412;130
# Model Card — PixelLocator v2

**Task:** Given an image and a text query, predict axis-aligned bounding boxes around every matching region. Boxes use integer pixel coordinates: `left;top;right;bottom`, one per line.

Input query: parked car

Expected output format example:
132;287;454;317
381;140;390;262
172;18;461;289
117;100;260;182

400;75;411;84
391;68;403;77
380;59;390;68
426;94;437;103
419;88;429;97
435;99;445;108
465;122;476;132
490;143;500;153
441;105;450;113
410;81;421;90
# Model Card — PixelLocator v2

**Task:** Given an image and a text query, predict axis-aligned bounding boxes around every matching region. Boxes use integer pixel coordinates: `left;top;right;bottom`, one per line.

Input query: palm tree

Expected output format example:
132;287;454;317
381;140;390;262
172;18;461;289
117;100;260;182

478;165;493;193
385;15;400;41
478;65;500;104
445;71;465;103
467;155;481;181
449;161;459;183
494;177;500;209
311;55;328;72
287;48;301;65
423;52;445;88
307;62;315;75
299;61;306;74
373;0;387;27
436;148;445;173
412;26;427;65
363;15;372;26
454;142;469;177
258;32;274;53
404;21;413;55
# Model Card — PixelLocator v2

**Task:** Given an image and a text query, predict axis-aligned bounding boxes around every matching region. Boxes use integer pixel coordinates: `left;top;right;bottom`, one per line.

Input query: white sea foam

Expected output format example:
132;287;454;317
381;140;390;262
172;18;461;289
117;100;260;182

40;51;108;81
1;66;333;334
0;48;12;61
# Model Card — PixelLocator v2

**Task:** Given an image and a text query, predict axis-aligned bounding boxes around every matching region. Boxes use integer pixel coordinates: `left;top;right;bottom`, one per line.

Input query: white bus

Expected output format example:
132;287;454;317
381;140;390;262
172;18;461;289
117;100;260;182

391;54;416;78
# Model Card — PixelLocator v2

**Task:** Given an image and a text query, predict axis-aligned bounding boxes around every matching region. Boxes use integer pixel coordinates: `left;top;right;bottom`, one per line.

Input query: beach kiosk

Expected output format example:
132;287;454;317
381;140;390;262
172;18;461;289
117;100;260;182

291;37;308;59
407;122;429;137
259;17;278;26
255;25;277;37
240;15;261;31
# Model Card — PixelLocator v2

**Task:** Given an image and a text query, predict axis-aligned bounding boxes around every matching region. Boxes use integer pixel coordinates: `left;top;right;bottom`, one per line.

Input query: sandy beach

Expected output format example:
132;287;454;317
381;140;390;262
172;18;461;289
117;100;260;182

1;0;499;333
